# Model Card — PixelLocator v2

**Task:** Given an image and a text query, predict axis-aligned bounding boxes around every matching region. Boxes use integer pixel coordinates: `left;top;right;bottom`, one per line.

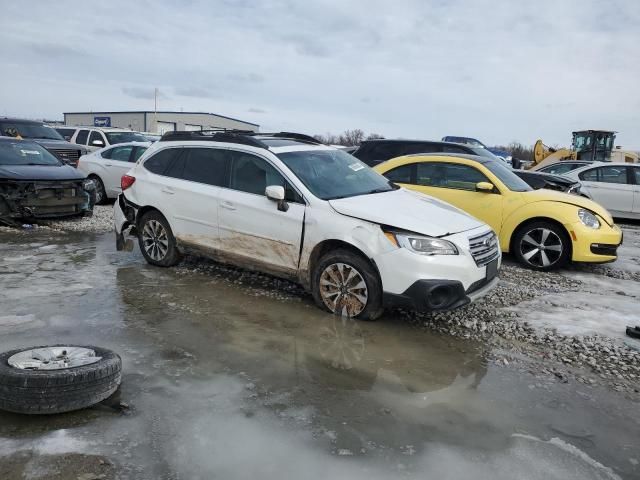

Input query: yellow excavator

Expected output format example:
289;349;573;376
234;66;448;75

529;130;639;170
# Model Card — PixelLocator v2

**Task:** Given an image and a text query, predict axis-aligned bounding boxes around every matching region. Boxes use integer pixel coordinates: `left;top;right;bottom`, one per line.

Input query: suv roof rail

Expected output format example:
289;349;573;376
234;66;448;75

253;132;324;145
159;129;269;149
159;129;324;148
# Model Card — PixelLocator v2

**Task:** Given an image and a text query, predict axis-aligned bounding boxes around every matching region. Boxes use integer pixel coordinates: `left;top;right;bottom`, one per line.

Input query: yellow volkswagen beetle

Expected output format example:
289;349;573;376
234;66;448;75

374;154;623;271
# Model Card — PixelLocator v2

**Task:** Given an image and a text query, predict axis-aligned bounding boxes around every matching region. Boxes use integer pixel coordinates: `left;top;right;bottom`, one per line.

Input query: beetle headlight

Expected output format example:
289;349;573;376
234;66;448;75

386;231;458;255
578;209;600;229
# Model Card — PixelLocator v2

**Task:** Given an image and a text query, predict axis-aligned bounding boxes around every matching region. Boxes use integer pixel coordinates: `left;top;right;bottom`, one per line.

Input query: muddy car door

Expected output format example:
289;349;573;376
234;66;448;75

164;147;230;247
217;150;305;275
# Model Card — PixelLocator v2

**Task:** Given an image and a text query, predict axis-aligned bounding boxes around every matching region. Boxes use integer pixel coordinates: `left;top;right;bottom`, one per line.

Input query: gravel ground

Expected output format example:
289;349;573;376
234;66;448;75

3;206;639;395
0;205;115;235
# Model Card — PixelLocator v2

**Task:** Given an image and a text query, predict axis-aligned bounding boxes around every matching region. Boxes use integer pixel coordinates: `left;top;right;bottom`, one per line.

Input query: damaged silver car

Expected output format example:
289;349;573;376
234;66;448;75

0;137;95;226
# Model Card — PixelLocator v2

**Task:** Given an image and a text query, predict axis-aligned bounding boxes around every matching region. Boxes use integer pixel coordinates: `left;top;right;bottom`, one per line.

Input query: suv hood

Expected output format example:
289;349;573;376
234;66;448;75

33;139;82;150
0;164;85;181
522;189;615;226
328;188;484;237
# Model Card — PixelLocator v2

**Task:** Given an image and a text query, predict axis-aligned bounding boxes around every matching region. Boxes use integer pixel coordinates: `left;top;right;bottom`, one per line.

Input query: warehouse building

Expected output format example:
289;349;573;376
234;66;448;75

62;111;259;134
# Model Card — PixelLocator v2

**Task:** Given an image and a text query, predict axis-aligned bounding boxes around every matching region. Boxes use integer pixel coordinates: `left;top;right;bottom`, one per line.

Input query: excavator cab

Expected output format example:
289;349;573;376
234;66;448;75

572;130;616;162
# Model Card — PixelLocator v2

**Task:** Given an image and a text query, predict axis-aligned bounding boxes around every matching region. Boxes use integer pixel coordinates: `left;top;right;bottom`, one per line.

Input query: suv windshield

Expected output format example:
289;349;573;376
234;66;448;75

277;148;397;200
0;140;62;166
0;122;65;141
483;160;532;192
105;132;148;144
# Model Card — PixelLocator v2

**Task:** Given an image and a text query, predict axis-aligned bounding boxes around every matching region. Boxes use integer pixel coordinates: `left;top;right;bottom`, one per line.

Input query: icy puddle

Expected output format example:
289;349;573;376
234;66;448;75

0;231;638;479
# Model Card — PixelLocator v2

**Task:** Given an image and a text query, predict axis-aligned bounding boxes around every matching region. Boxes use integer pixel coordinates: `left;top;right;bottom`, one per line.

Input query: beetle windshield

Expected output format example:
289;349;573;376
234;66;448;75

484;160;532;192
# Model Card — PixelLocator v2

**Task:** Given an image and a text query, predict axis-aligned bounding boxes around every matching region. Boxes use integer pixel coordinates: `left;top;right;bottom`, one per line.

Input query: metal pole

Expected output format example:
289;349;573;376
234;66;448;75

154;88;158;133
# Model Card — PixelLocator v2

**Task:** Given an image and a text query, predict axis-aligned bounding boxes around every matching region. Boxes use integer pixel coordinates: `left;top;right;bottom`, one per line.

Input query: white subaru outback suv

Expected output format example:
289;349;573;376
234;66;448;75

114;131;500;320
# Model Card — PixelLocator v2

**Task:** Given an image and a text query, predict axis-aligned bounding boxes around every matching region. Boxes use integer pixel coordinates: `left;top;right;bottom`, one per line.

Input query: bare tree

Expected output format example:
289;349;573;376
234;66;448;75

314;129;382;146
342;129;365;146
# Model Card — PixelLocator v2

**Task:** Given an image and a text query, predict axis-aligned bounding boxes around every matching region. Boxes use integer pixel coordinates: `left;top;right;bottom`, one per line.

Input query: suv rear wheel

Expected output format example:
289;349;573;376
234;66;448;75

138;210;181;267
312;249;383;320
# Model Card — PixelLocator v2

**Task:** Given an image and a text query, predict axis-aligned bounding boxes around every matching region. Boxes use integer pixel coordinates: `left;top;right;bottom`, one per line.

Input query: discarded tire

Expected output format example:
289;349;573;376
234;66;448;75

0;345;122;415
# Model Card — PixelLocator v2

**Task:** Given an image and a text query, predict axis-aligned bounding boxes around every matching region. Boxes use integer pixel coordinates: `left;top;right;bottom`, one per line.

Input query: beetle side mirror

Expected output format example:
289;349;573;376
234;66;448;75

265;185;289;212
476;182;495;193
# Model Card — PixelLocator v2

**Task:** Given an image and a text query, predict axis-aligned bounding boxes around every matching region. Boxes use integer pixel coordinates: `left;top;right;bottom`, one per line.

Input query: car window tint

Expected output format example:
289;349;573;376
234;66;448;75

144;148;182;175
370;143;409;162
384;164;414;183
597;166;628;184
132;146;148;162
110;146;134;162
542;163;575;175
581;166;628;184
230;151;302;203
579;168;599;181
57;128;75;141
633;167;640;185
101;148;113;159
180;148;231;186
75;130;89;144
403;142;440;155
442;145;469;154
89;131;104;146
417;162;489;191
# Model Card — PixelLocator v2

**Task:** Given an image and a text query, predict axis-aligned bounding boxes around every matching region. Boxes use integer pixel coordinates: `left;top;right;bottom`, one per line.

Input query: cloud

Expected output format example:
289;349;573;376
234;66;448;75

174;86;215;98
248;107;267;114
122;87;168;100
93;27;150;42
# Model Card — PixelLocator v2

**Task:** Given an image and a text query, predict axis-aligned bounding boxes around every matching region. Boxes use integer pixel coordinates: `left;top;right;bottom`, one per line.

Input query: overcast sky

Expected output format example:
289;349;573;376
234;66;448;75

1;0;639;148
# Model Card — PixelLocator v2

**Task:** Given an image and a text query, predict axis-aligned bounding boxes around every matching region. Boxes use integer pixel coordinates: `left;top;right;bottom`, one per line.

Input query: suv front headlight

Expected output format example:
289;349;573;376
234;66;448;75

578;209;600;229
386;231;458;255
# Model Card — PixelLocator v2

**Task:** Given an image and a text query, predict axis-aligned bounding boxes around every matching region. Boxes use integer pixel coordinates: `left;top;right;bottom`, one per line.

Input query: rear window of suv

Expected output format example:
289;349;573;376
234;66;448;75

143;148;182;175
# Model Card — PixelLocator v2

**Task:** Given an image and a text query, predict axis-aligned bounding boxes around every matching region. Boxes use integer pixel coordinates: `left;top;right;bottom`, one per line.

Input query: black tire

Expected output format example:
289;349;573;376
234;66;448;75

513;220;571;271
90;175;108;205
137;210;181;267
0;345;121;415
311;249;383;321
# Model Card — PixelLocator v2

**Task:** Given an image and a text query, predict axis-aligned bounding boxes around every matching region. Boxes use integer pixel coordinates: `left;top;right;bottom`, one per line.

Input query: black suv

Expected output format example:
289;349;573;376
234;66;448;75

352;139;498;167
0;118;88;167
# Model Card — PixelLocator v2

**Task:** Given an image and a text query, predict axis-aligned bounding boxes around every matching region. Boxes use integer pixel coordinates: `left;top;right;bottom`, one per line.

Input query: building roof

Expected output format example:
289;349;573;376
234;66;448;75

63;110;259;127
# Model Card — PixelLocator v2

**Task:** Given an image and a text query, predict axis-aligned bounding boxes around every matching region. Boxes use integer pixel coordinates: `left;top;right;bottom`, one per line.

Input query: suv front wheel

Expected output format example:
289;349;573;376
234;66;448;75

137;210;181;267
312;249;383;320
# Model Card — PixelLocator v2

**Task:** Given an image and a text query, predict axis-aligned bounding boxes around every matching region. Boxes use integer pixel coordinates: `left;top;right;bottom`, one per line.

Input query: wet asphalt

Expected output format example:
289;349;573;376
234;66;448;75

0;231;639;479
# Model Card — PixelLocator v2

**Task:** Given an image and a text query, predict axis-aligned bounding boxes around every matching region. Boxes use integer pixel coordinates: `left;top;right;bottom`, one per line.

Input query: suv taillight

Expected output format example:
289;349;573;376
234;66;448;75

121;175;136;191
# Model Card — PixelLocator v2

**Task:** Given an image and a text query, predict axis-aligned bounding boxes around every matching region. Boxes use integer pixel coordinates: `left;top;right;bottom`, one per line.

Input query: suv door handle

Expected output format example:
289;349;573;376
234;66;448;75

161;188;175;195
105;163;113;167
221;201;236;211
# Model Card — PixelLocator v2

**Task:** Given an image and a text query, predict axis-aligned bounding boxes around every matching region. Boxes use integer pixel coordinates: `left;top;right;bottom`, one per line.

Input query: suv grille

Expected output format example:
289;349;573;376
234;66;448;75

48;148;81;166
469;231;499;266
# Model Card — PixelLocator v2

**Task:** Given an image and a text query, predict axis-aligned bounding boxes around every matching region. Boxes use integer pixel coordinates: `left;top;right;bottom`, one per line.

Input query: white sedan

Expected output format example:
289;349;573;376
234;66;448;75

77;142;150;203
564;162;640;219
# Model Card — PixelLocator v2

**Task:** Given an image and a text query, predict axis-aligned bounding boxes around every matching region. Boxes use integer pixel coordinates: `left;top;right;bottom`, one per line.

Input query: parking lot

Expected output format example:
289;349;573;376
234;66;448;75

0;207;638;479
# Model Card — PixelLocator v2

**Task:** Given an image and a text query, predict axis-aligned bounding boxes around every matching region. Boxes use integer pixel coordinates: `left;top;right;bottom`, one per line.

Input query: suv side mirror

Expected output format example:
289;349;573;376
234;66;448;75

265;185;289;212
91;139;105;147
476;182;495;193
